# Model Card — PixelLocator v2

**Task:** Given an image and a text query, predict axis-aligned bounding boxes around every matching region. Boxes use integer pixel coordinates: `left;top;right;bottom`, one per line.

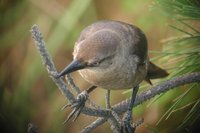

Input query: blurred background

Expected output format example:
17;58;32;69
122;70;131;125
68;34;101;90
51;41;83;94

0;0;200;132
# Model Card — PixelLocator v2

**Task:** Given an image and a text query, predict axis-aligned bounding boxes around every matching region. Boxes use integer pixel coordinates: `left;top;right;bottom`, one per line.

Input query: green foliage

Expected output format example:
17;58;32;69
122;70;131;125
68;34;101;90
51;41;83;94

150;0;200;132
155;0;200;20
0;0;95;132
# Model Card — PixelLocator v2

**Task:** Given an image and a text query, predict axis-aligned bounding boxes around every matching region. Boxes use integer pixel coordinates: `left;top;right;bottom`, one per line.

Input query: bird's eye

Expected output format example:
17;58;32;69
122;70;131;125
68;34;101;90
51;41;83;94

87;61;100;67
92;62;99;66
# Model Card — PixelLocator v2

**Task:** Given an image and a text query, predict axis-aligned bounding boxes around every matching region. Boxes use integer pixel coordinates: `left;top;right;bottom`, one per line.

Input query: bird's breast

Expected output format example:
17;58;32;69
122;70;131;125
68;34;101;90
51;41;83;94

79;56;147;90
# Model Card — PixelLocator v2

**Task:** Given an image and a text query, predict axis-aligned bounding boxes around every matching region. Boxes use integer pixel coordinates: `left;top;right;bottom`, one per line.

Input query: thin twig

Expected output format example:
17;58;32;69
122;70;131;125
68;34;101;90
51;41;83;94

31;25;75;103
81;118;107;133
65;74;101;109
107;117;121;133
65;74;81;94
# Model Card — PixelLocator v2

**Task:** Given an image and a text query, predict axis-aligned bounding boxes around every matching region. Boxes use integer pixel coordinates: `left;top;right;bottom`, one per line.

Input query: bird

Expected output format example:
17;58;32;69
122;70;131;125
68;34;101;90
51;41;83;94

57;20;168;132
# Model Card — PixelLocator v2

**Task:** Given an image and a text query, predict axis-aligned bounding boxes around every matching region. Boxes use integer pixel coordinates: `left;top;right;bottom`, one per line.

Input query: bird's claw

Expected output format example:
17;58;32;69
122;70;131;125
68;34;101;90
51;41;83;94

121;111;144;133
121;122;135;133
121;110;135;133
62;90;89;124
121;120;143;133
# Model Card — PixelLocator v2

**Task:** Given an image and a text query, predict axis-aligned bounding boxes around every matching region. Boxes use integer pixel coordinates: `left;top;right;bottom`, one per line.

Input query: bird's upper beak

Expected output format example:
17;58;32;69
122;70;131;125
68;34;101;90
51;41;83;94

57;59;86;78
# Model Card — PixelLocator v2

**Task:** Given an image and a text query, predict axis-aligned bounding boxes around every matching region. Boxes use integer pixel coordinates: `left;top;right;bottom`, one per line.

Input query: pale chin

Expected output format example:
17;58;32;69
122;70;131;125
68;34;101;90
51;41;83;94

78;69;93;83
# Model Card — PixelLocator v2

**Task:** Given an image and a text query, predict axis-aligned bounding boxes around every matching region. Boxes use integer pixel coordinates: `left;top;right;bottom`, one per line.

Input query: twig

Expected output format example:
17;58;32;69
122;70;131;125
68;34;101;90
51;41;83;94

132;118;144;128
65;74;81;94
81;118;107;133
30;25;75;103
113;72;200;114
65;74;101;109
107;117;121;133
31;25;200;132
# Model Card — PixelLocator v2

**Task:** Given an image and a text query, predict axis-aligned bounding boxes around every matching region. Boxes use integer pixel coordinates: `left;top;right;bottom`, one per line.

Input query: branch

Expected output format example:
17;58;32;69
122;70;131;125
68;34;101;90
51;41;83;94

81;118;107;133
31;25;200;132
30;25;76;103
65;74;81;94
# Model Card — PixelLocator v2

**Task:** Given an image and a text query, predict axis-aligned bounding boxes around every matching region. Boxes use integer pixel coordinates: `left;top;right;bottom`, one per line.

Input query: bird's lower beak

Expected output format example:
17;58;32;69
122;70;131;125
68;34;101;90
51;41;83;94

57;59;86;78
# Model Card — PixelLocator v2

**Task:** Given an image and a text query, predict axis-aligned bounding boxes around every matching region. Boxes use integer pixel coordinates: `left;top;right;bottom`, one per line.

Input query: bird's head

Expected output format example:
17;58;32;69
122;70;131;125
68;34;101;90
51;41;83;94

57;29;120;78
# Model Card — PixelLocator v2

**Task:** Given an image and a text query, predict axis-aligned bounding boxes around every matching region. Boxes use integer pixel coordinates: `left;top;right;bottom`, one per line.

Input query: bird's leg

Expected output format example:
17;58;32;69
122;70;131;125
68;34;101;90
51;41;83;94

121;85;139;133
62;85;97;124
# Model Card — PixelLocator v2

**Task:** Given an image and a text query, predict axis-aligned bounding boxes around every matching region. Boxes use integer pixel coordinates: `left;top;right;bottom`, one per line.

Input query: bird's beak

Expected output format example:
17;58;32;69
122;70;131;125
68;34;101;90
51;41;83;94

57;59;86;78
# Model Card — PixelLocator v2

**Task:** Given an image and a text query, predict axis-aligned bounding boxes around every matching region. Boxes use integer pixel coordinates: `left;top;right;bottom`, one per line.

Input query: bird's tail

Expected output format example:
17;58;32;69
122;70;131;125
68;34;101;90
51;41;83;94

145;61;169;85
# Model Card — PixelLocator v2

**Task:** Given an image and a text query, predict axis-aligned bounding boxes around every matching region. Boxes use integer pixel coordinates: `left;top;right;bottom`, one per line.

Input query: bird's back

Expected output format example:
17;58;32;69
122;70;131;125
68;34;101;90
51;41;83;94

75;20;148;64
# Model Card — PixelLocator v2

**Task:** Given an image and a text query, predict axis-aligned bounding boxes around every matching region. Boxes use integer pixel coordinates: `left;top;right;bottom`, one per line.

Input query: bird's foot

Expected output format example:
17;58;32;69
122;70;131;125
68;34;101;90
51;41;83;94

121;110;144;133
62;90;89;124
121;110;135;133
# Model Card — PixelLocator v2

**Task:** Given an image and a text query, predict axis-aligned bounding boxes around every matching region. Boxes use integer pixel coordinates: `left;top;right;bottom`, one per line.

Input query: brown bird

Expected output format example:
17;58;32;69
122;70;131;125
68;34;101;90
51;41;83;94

57;20;168;132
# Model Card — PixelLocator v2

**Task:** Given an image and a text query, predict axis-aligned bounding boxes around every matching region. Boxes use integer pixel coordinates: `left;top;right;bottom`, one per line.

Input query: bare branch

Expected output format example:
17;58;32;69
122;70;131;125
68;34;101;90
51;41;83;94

81;118;107;133
107;117;121;133
113;72;200;114
30;25;76;103
65;74;81;94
